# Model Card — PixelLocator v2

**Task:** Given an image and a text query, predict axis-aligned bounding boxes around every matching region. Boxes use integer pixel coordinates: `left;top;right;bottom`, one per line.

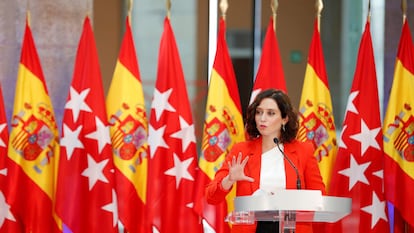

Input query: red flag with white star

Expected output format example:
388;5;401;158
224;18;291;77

250;17;286;104
327;20;390;233
0;84;21;233
55;17;118;233
146;17;202;233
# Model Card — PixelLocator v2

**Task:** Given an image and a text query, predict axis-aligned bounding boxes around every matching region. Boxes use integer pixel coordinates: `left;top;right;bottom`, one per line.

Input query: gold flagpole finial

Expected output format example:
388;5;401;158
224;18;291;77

315;0;323;31
367;0;371;22
86;0;91;19
401;0;407;21
26;0;31;26
27;10;31;27
220;0;228;19
128;0;133;22
166;0;171;19
271;0;278;30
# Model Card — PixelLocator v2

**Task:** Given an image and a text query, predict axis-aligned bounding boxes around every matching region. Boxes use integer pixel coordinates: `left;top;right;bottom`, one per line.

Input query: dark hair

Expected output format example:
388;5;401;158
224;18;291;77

245;89;298;143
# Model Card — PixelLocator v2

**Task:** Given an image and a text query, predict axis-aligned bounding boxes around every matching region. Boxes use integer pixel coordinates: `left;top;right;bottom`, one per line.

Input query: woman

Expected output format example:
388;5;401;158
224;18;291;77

205;89;326;233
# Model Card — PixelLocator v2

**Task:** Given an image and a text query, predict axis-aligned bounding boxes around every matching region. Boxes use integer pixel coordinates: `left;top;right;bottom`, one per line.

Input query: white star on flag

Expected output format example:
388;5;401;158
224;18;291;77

338;125;348;150
0;123;6;147
349;119;381;156
361;191;388;228
345;91;359;116
148;125;169;159
151;88;176;122
249;88;262;105
61;124;84;160
0;168;6;176
0;191;16;227
164;153;194;189
170;116;196;152
81;154;109;190
338;154;371;191
102;189;118;227
64;87;92;122
373;169;383;179
85;116;111;154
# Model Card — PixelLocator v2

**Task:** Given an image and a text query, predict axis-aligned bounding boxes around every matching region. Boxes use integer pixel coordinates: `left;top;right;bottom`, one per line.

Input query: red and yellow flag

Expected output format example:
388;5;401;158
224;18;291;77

250;17;286;103
106;16;148;233
298;18;337;192
383;19;414;230
7;17;60;233
194;17;245;233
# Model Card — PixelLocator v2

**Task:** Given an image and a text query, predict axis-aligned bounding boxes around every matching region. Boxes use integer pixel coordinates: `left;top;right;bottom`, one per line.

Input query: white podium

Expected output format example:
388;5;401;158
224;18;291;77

226;190;351;233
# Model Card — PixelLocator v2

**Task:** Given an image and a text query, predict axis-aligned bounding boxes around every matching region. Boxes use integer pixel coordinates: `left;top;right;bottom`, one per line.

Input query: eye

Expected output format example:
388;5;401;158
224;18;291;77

255;109;262;115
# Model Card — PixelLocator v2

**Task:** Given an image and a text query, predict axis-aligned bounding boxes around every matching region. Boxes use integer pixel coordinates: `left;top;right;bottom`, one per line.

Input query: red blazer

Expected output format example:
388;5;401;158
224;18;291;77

205;137;326;233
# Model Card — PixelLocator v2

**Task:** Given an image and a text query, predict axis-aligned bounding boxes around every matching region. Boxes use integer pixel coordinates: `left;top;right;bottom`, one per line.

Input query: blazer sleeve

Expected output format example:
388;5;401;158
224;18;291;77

205;142;246;205
301;141;327;194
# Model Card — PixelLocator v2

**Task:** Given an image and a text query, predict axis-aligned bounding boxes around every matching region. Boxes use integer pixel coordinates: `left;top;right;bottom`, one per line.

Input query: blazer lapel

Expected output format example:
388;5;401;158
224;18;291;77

245;138;262;193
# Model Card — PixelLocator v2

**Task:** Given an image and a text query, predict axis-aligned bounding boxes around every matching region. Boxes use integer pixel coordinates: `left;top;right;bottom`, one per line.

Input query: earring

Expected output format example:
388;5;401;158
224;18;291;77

282;124;286;132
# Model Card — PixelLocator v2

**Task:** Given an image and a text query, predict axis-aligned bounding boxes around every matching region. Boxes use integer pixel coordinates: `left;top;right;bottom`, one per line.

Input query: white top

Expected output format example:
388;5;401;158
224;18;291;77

259;145;286;195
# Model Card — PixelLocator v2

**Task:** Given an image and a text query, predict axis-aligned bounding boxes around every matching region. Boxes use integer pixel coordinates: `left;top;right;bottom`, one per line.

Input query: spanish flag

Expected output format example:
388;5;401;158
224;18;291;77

7;16;60;233
194;17;245;233
106;16;148;233
383;19;414;230
298;18;337;192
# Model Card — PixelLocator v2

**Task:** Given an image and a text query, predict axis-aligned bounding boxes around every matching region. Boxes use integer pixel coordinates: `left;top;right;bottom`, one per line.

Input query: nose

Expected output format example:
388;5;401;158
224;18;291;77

259;113;266;121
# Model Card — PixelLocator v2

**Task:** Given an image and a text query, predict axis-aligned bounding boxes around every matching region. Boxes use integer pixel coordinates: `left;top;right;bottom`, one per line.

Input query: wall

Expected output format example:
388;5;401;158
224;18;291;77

0;0;91;127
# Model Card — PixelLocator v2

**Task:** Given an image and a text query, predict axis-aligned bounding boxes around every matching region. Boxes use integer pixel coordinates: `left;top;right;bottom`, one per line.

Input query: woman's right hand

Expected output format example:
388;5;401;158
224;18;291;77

221;152;254;190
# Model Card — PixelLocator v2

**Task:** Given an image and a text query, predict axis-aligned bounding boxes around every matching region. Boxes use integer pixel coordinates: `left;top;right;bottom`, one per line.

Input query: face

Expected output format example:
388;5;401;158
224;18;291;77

255;98;288;139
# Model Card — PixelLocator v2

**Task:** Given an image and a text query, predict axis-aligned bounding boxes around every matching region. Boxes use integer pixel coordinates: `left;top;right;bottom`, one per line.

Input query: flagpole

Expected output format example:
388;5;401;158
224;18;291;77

26;10;31;27
128;0;133;23
220;0;228;19
166;0;171;19
315;0;323;32
271;0;278;30
26;0;31;26
401;0;407;22
367;0;371;22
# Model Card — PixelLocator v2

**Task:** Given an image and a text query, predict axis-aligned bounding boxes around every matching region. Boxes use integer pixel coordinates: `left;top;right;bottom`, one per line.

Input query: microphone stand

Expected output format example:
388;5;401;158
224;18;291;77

273;138;301;190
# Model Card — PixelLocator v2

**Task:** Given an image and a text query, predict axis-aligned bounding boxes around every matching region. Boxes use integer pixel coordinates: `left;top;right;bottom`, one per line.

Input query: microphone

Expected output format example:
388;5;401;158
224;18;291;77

273;138;301;189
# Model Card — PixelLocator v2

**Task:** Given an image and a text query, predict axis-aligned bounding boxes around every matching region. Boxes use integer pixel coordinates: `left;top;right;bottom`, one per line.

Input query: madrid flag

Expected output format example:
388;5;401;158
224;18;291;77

55;17;118;233
249;17;286;104
0;84;20;232
327;20;389;233
146;17;202;233
106;16;148;233
298;18;337;191
383;19;414;230
7;17;60;233
194;17;246;233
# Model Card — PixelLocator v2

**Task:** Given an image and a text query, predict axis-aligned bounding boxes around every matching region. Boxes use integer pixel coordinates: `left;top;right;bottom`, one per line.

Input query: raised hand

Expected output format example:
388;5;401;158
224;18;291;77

227;152;254;183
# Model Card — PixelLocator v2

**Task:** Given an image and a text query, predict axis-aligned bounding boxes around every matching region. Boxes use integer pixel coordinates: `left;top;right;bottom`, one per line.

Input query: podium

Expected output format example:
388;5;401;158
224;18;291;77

226;190;351;233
